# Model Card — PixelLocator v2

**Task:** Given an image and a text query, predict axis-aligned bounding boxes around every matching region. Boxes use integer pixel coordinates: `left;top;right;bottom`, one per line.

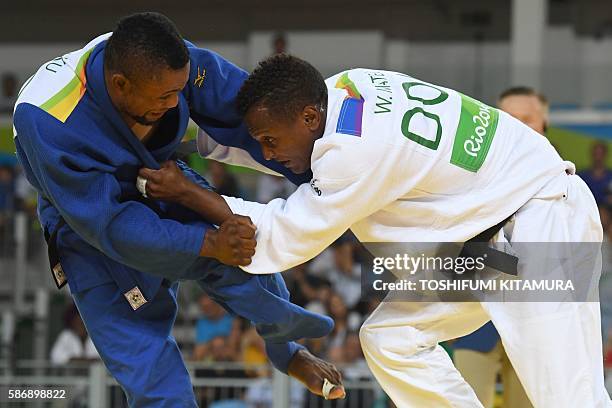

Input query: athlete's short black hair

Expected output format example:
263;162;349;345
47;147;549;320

236;54;327;120
104;12;189;79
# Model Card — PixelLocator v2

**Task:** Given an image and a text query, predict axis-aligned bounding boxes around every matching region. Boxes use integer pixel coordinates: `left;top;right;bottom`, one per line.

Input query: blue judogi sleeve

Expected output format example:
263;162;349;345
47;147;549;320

13;105;206;279
182;45;312;186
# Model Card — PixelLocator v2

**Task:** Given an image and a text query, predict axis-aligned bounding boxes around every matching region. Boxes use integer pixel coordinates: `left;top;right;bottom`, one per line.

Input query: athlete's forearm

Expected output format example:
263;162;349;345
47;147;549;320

179;181;233;226
139;160;256;265
139;160;233;225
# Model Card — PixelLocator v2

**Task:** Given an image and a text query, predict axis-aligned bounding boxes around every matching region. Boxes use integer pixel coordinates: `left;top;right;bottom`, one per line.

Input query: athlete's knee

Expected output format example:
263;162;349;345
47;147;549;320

360;321;432;363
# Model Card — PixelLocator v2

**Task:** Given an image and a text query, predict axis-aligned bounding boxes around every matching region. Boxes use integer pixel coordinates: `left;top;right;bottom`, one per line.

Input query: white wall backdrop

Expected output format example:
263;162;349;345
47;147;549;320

1;26;612;107
247;31;385;77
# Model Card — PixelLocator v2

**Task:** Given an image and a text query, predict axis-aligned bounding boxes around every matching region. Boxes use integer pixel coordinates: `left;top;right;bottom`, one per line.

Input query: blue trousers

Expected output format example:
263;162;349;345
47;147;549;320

74;282;195;407
73;269;333;407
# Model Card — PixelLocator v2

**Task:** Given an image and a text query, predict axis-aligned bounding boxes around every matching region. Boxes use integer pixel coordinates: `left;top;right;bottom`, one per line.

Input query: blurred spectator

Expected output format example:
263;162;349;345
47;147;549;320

193;293;241;361
271;32;287;55
0;164;15;212
13;164;37;213
209;336;238;362
328;332;376;407
304;280;332;317
605;328;612;395
578;141;612;206
196;335;248;407
325;293;361;352
0;164;15;252
193;294;246;407
240;326;269;378
308;246;336;278
205;335;243;374
50;304;99;365
239;317;311;408
0;162;41;257
207;161;241;197
282;263;330;307
328;332;371;380
308;231;356;278
328;238;362;309
1;72;18;113
244;376;304;408
498;86;549;135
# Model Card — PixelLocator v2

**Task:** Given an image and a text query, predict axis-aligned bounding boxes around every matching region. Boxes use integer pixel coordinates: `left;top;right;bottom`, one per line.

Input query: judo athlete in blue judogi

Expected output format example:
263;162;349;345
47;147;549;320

13;13;345;407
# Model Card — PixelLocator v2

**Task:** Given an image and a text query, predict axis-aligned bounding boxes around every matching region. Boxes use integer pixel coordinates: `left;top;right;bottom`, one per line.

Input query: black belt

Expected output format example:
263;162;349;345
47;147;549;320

458;216;518;276
45;218;68;289
44;217;159;310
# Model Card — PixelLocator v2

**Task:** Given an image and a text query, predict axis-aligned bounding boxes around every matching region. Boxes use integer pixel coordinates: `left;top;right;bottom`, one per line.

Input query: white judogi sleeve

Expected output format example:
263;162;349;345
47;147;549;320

197;128;283;176
224;134;408;274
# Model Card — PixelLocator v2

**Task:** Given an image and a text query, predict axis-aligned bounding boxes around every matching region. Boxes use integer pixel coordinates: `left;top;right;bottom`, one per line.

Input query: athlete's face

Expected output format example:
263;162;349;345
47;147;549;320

245;103;324;174
110;63;190;126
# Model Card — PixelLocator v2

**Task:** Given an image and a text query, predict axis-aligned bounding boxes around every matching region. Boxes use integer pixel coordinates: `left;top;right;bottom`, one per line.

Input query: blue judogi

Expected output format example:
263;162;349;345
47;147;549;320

13;34;328;407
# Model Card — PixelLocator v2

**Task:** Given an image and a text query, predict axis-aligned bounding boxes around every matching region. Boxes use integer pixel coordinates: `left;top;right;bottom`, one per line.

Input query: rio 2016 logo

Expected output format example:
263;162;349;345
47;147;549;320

464;102;493;158
394;73;499;172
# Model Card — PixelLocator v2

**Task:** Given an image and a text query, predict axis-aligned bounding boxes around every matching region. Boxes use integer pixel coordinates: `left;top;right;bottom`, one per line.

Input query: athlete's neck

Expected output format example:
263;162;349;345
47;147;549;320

132;122;158;144
104;68;155;141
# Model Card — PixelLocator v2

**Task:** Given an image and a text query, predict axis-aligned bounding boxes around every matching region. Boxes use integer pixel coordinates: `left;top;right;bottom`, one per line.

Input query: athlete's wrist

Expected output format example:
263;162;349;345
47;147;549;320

177;180;199;207
199;228;218;258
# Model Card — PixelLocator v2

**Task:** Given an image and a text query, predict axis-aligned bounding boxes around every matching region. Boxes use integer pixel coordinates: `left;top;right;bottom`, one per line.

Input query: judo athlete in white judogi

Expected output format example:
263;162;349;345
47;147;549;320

141;54;611;408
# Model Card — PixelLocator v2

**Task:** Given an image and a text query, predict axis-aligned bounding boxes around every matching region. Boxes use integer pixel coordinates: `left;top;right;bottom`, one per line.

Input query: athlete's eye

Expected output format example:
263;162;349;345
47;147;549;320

263;136;276;146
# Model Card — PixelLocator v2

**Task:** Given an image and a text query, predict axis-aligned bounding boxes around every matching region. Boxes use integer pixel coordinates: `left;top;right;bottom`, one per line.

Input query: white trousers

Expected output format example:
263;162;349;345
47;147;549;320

360;174;612;408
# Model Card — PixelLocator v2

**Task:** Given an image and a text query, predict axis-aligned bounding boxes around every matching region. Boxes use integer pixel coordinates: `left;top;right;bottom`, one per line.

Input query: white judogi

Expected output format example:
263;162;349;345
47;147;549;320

220;69;570;268
199;69;611;407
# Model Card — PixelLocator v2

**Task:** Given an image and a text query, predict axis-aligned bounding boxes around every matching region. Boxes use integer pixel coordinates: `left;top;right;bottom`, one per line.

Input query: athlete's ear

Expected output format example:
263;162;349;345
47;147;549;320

303;105;321;130
111;73;130;94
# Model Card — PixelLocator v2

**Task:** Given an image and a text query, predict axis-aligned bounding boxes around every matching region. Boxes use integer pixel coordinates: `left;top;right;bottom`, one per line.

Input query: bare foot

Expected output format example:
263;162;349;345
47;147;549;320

287;349;346;399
